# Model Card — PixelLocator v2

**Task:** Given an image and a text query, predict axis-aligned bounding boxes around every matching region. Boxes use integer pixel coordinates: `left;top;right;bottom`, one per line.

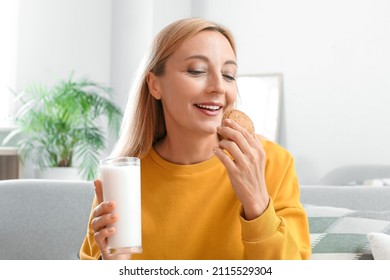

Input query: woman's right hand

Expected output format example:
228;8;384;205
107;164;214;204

92;179;130;260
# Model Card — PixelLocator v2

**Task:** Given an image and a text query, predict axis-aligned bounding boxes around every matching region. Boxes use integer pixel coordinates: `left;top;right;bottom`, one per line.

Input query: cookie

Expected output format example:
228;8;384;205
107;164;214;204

222;109;255;135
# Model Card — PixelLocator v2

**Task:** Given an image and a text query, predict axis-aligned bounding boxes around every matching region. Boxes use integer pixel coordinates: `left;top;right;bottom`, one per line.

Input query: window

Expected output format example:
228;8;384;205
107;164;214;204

0;0;19;129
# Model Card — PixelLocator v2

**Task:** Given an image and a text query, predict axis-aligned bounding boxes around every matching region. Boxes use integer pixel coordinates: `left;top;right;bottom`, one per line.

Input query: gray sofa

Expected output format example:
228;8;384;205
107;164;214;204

0;179;94;260
1;179;389;260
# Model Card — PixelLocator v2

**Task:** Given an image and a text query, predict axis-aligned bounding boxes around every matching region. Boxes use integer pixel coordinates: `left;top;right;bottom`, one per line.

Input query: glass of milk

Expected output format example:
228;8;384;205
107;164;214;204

99;157;142;255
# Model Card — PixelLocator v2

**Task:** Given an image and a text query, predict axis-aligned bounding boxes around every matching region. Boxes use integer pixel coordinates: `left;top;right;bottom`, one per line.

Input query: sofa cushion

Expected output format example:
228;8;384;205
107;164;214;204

367;232;390;260
304;204;390;260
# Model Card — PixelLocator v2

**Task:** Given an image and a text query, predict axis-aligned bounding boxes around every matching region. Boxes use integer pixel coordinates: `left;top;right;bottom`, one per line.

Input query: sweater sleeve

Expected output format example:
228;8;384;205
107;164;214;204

79;196;102;260
239;142;312;260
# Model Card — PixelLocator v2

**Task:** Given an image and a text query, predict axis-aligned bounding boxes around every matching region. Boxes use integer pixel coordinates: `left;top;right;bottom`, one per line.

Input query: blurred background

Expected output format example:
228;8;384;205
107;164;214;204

1;0;389;184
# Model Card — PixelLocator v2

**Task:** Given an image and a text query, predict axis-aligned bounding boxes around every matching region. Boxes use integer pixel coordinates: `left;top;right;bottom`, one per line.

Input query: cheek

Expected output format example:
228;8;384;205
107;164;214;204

162;77;201;101
160;81;193;109
227;87;238;105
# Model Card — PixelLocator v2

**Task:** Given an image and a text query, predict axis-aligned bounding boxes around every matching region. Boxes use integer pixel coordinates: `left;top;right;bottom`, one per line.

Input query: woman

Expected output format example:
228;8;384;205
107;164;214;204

80;18;311;260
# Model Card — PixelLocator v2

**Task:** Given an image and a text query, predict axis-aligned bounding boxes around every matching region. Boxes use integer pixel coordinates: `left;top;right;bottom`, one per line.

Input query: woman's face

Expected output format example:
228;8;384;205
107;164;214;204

149;30;237;138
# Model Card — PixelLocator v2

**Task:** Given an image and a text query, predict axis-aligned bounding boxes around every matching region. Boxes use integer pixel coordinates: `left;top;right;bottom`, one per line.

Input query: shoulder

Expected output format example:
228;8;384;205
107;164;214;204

260;137;294;166
259;137;299;198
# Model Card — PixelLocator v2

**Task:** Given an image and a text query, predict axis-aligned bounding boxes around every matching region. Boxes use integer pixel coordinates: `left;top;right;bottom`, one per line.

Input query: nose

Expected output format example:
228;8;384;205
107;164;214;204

206;72;226;95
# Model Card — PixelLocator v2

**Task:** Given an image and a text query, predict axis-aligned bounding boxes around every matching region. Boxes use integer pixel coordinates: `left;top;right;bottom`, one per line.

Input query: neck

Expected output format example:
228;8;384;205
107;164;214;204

154;132;219;165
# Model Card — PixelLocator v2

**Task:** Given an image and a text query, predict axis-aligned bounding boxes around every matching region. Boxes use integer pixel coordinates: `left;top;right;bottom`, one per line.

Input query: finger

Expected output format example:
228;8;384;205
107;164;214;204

213;146;238;172
93;200;116;219
223;119;255;142
94;179;103;204
218;123;245;145
218;139;247;164
219;119;263;154
91;212;118;233
223;117;254;139
94;227;116;252
217;124;252;156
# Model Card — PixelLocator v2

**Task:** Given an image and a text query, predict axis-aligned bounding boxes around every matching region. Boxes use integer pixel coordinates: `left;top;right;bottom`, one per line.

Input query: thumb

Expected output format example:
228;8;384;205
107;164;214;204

94;179;104;204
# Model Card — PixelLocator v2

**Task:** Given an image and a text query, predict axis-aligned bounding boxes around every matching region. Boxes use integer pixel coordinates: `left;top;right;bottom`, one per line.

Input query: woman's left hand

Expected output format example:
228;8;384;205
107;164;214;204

214;118;270;220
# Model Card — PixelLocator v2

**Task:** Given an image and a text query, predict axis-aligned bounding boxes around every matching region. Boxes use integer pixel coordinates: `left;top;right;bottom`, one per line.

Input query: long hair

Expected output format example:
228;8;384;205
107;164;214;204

111;18;237;158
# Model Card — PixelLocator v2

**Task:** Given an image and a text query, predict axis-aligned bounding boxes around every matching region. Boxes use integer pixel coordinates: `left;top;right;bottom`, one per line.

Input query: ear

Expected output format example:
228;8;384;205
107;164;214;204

147;72;162;100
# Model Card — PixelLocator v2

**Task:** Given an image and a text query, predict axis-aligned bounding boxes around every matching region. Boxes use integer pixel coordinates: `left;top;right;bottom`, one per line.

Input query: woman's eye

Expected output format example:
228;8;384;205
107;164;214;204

187;69;205;75
223;74;236;81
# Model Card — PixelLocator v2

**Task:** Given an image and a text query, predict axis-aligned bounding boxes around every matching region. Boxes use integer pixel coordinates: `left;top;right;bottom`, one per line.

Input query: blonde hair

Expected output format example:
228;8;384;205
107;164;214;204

112;18;237;158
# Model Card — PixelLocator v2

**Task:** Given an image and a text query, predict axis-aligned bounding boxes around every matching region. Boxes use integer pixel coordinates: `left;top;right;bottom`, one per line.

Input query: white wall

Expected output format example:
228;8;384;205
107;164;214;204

16;0;112;88
6;0;390;183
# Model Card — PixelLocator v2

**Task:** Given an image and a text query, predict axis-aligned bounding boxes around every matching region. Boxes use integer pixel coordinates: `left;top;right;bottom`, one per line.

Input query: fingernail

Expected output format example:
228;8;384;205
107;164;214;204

224;118;232;124
106;201;113;207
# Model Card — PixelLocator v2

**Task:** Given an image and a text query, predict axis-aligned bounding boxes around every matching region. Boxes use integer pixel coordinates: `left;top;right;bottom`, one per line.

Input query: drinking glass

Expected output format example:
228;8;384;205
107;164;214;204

99;157;142;255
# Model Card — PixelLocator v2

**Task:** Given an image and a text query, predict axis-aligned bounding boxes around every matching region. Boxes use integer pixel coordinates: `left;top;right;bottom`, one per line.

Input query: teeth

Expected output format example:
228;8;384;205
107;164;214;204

197;104;220;110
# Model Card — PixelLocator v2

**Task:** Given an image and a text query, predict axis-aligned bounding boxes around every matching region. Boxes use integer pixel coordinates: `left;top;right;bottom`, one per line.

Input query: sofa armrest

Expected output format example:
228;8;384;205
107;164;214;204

0;179;95;260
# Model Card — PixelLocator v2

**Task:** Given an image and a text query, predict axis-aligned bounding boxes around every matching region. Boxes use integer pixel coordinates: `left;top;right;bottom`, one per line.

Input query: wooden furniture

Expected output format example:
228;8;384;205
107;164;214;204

0;147;21;180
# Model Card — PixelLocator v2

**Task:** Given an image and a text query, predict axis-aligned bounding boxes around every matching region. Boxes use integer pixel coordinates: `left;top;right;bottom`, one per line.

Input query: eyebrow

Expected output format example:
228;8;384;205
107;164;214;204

185;55;237;66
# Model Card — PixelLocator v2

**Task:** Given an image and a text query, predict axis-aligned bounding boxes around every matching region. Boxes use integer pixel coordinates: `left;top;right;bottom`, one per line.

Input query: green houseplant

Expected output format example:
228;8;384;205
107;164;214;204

3;75;122;180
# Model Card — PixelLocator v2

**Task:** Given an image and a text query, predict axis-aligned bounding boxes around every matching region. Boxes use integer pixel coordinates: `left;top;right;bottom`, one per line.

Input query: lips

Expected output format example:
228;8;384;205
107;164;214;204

194;102;223;116
195;104;222;111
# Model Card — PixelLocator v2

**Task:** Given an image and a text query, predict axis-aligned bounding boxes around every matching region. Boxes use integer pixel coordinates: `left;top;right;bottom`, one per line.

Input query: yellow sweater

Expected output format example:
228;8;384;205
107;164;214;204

80;140;311;260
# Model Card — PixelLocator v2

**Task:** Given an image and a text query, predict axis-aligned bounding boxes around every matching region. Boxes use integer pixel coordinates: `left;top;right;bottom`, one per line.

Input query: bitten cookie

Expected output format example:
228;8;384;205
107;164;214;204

222;109;255;135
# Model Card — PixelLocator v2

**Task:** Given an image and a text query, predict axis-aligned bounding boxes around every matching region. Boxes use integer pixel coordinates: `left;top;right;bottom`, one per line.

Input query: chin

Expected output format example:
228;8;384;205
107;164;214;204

192;119;220;136
201;124;219;136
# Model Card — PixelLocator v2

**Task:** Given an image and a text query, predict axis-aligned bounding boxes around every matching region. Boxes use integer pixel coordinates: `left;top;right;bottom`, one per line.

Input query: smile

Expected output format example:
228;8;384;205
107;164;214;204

195;104;222;111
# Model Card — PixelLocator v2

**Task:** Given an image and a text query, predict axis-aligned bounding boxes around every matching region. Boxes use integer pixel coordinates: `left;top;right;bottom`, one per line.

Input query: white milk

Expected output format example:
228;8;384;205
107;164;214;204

100;157;142;254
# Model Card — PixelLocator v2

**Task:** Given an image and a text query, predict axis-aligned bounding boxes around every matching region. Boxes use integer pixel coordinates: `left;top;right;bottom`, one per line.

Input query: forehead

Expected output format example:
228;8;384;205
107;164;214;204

172;30;236;60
